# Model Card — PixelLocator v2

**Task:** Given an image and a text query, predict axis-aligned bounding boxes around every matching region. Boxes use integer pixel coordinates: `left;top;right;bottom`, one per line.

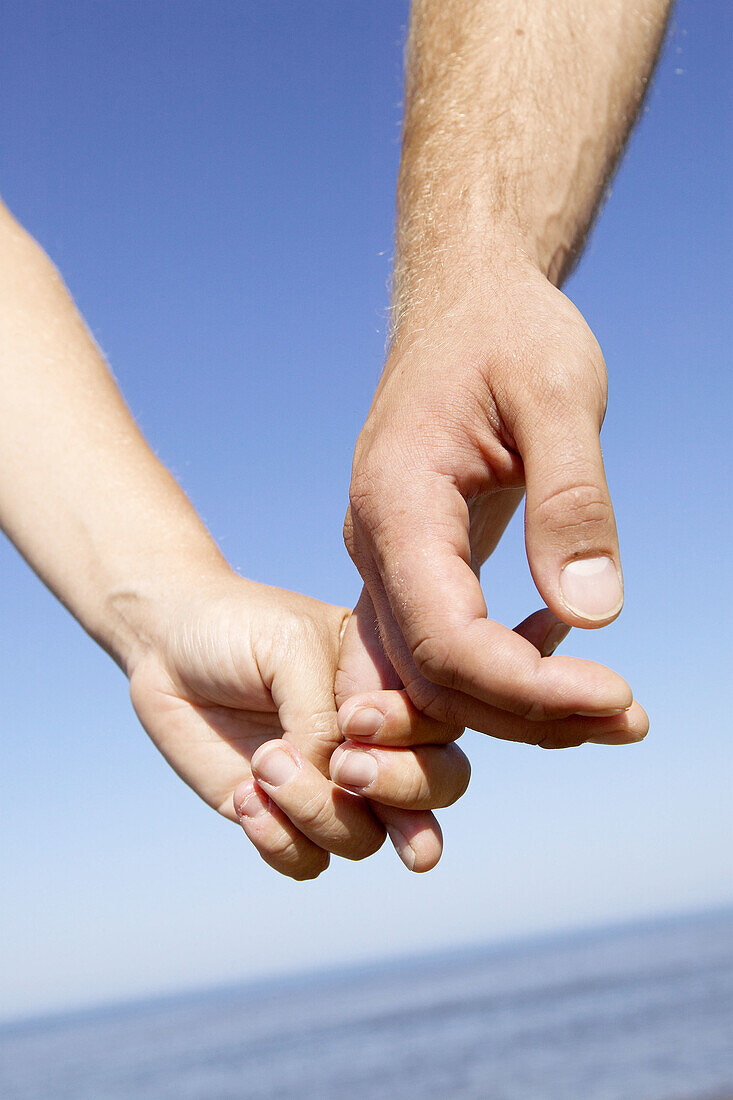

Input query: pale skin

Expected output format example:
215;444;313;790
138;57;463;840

337;0;670;752
0;201;468;878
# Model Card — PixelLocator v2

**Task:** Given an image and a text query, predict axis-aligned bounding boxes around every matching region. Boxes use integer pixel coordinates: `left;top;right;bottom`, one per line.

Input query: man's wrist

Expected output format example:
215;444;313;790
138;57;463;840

388;240;544;361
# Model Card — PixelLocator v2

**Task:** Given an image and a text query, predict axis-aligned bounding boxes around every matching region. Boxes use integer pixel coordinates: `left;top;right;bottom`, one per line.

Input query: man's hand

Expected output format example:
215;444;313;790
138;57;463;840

344;259;650;740
341;0;671;738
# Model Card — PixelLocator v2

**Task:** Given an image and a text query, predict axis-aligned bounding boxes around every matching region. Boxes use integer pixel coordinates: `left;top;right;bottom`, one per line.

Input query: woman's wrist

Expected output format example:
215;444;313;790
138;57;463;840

96;544;234;677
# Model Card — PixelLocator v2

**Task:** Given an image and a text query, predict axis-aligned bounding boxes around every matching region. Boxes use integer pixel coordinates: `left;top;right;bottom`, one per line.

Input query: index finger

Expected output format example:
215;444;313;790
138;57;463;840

335;588;449;870
339;690;463;746
354;474;633;720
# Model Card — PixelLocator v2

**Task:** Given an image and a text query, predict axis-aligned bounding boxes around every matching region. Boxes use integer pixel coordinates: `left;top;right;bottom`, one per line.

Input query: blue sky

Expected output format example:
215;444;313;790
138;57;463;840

1;0;730;1020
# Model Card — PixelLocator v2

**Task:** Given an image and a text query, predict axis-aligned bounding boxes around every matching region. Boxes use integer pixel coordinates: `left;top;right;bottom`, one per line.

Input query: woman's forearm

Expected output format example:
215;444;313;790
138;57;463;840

0;202;228;672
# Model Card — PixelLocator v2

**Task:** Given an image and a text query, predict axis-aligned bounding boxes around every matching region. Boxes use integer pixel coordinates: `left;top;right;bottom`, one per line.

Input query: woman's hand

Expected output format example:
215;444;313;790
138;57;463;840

0;210;468;881
128;570;469;880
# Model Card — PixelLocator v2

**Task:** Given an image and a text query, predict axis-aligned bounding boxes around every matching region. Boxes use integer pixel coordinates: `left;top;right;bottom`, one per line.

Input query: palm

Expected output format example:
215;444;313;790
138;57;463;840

128;579;346;821
131;661;281;820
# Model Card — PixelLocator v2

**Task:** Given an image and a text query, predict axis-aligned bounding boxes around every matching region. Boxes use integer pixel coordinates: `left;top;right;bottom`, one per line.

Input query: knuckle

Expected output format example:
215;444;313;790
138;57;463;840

264;612;308;663
538;736;567;751
532;483;614;541
403;679;463;729
263;828;300;861
288;852;329;881
261;831;329;880
305;722;342;757
430;692;470;729
524;699;550;723
531;336;607;412
404;674;444;714
342;507;357;560
411;633;460;688
537;725;586;751
256;831;325;884
396;766;432;808
349;471;411;554
294;791;333;833
441;746;472;806
536;363;583;409
333;667;362;709
349;470;383;526
434;721;465;744
344;829;385;862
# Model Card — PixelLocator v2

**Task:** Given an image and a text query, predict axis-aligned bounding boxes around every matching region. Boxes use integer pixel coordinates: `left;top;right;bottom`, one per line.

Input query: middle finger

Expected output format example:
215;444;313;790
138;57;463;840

330;741;471;810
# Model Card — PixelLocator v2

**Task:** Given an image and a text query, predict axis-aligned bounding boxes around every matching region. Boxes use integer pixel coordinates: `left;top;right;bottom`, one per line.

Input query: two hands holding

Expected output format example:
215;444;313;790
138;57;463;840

0;0;671;881
127;258;647;882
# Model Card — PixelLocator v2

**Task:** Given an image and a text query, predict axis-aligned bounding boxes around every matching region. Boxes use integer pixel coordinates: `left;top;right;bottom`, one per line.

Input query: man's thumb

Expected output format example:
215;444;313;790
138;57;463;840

521;413;624;628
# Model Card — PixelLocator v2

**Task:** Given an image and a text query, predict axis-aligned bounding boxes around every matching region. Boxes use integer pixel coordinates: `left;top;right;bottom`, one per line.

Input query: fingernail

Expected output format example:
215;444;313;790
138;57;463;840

387;826;416;871
541;621;571;657
559;557;623;621
343;707;384;740
235;783;270;819
331;748;378;791
252;746;299;787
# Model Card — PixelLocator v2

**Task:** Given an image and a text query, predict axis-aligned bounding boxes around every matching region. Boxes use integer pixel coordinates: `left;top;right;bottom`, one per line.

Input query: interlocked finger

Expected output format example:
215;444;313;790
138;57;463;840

249;739;385;861
330;741;471;810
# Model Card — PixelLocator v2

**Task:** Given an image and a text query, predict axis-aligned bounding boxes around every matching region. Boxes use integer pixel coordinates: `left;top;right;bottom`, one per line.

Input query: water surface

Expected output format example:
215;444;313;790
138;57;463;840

1;910;731;1099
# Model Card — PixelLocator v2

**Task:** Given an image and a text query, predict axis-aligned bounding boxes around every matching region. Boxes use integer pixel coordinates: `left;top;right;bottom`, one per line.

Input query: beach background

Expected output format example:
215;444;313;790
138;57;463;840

2;910;732;1099
1;1;731;1096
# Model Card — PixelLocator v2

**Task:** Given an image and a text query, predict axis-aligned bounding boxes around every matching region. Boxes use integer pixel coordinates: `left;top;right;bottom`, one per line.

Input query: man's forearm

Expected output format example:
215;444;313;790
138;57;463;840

392;0;672;332
0;203;228;671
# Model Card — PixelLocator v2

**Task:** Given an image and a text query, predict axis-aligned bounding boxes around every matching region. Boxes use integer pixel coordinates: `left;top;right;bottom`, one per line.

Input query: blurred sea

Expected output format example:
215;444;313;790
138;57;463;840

1;909;731;1100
